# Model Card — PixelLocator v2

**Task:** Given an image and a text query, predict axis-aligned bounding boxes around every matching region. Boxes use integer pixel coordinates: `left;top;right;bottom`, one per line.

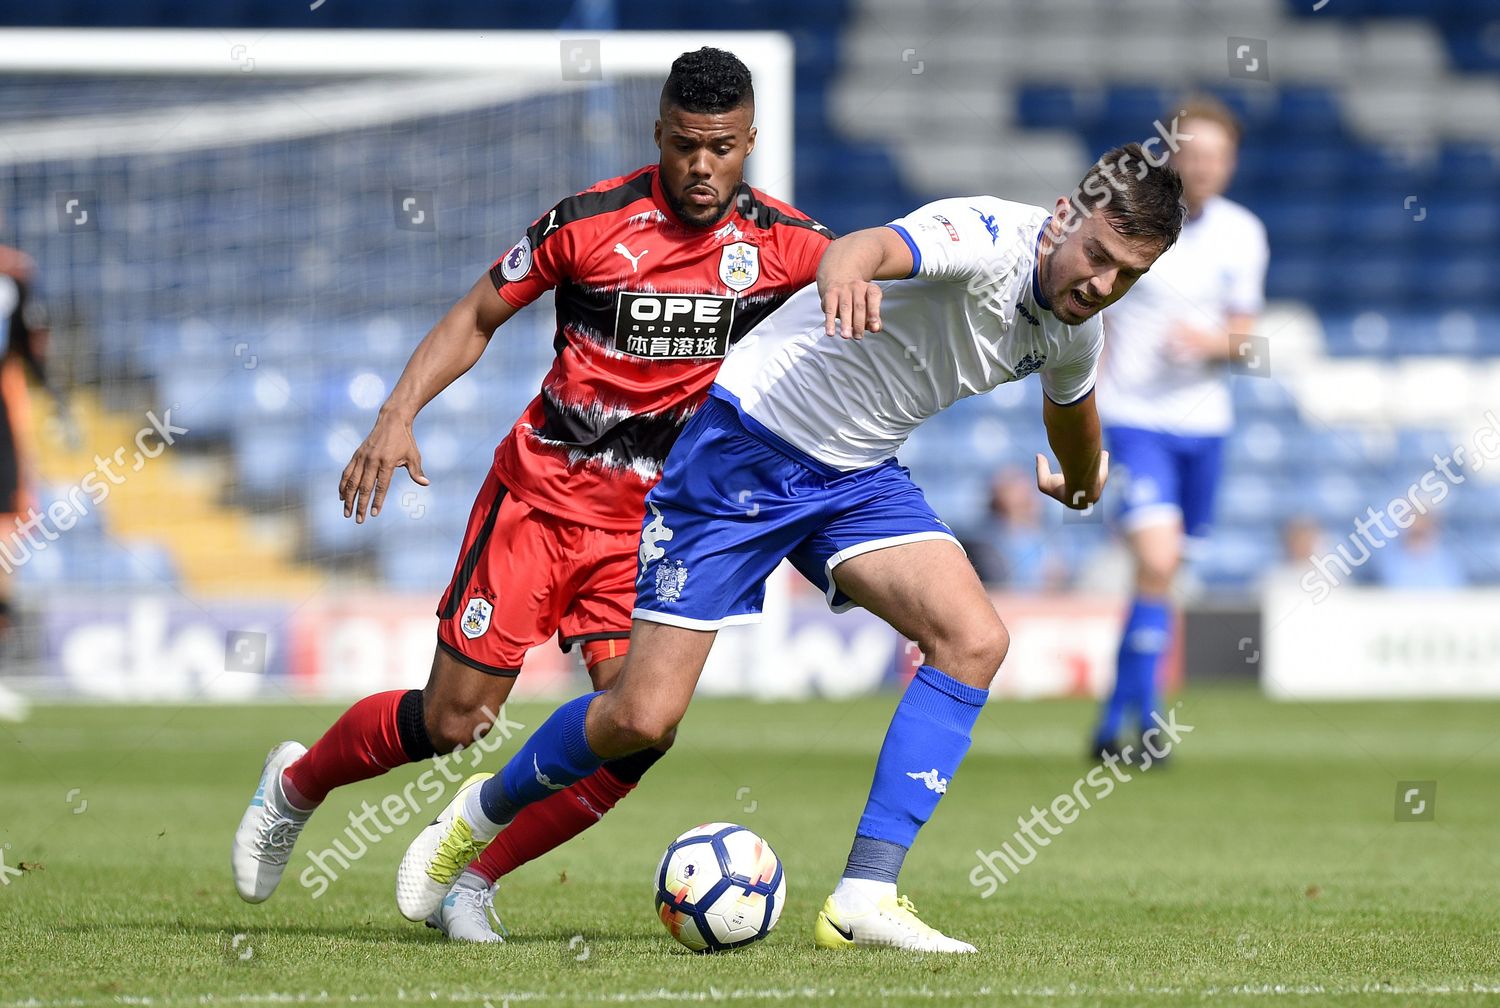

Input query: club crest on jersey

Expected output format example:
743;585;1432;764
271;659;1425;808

460;597;494;639
718;241;760;292
655;558;689;602
499;236;532;282
1014;352;1047;378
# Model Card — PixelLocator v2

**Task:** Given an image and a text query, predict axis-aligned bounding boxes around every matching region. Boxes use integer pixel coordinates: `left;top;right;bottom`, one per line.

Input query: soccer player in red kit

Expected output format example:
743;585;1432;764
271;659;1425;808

231;48;831;940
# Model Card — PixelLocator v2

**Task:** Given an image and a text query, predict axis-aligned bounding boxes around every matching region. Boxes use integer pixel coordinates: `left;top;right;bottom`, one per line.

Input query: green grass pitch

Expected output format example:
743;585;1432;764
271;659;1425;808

3;687;1499;1006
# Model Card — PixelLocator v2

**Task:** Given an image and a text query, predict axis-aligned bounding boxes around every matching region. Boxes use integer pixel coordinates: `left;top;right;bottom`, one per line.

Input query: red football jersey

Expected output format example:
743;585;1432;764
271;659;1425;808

488;165;831;530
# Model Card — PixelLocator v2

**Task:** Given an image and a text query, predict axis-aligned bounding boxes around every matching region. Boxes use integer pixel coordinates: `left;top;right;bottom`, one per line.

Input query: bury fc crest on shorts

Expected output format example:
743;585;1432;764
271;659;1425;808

655;558;689;602
460;596;494;639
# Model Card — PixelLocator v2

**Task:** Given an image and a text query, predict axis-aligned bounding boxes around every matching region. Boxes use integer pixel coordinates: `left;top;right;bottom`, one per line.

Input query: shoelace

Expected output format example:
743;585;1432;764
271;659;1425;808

453;883;509;939
256;816;303;864
890;894;942;938
429;820;484;880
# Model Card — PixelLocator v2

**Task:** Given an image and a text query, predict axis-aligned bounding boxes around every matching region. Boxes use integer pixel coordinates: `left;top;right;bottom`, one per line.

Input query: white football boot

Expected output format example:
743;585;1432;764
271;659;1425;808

231;741;312;902
396;773;495;921
814;891;977;953
425;869;507;943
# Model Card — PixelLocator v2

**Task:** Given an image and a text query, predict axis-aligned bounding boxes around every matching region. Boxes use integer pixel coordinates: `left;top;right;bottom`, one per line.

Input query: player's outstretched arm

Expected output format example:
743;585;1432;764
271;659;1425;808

1036;391;1108;511
340;274;519;523
816;227;914;340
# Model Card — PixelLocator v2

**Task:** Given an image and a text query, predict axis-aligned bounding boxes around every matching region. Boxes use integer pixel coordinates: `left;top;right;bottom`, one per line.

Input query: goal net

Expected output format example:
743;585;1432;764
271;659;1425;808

0;29;794;693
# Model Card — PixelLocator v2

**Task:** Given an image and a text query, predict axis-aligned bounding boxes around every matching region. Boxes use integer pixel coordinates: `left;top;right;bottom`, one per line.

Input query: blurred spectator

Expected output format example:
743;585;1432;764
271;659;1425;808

1369;512;1468;589
966;467;1074;592
1260;514;1326;589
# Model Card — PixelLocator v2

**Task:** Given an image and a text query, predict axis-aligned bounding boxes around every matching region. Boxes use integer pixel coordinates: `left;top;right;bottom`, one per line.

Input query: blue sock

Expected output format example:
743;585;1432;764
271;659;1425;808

846;665;988;881
477;691;605;825
1095;597;1170;745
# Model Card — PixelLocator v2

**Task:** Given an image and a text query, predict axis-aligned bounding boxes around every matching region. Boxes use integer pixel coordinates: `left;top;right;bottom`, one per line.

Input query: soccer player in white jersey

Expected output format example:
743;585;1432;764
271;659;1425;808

396;144;1184;952
1088;97;1268;761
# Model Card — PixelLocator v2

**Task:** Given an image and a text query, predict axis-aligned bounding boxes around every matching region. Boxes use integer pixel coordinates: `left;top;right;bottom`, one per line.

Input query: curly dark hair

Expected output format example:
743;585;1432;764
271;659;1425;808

660;47;754;116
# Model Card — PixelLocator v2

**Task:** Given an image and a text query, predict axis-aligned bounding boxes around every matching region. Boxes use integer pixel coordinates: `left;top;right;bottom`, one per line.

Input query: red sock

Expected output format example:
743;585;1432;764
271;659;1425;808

469;766;636;885
282;690;414;807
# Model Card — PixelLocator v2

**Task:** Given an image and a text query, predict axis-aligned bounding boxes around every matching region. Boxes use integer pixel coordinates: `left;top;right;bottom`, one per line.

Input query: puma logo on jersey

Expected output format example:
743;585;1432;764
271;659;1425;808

907;769;948;794
640;501;674;566
614;242;649;272
542;209;559;235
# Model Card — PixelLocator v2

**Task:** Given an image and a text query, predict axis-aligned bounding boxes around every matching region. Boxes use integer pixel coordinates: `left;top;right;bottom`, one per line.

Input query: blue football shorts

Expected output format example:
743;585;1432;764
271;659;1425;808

633;390;960;629
1105;424;1225;541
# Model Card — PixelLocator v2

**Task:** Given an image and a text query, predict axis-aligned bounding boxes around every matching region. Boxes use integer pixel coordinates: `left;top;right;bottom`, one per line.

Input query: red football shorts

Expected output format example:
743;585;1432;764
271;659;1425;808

436;470;636;676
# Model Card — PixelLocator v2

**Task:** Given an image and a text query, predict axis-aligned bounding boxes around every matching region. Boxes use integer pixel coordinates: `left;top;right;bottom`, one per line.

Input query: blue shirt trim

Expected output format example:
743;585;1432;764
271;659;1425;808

886;224;921;279
706;386;845;479
1045;384;1094;408
1031;216;1053;311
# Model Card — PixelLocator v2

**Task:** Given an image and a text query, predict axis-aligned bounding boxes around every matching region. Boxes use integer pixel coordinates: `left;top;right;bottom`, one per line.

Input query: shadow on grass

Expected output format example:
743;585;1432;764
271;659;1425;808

47;919;649;948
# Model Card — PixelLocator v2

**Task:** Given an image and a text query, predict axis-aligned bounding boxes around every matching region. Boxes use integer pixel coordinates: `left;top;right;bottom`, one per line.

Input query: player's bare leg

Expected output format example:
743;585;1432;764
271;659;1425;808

233;646;515;903
1092;516;1181;760
584;621;714;755
433;648;679;942
813;538;1002;953
397;621;710;921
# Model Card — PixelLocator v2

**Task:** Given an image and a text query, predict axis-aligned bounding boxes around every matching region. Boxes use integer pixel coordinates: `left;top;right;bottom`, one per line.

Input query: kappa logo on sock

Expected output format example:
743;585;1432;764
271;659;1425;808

533;754;567;791
906;769;948;794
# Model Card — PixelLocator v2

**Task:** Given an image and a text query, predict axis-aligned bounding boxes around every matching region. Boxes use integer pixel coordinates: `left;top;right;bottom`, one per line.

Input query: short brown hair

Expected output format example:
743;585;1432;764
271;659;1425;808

1172;93;1242;146
1070;142;1186;251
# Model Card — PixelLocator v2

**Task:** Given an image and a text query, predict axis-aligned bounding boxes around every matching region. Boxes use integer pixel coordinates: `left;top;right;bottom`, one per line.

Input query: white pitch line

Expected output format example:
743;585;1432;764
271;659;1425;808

7;983;1500;1008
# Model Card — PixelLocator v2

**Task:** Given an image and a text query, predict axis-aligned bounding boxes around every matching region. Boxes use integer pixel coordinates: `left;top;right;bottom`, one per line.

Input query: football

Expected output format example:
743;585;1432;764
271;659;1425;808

654;822;786;952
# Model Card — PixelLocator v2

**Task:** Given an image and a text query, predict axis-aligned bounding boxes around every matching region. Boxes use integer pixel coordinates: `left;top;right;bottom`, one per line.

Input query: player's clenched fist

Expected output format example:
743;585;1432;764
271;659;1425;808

820;279;883;339
339;413;429;523
1034;450;1109;510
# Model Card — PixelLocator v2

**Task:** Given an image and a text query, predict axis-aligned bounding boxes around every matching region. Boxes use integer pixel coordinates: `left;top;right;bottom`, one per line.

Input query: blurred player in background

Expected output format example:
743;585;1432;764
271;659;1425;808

232;47;832;940
0;244;51;645
396;144;1183;952
1088;95;1268;760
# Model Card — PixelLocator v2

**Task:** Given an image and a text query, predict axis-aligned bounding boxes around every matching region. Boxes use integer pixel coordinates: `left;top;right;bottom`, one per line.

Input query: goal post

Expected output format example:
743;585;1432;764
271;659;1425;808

0;28;799;693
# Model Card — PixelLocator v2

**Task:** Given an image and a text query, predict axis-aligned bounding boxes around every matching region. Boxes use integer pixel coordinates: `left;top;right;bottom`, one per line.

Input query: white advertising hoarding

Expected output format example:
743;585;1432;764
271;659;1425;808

1262;583;1500;699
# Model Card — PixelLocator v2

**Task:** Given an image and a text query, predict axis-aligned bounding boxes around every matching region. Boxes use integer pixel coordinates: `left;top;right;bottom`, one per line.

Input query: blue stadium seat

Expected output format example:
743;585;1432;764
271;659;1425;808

1275;86;1345;137
1102;86;1173;131
1194;528;1276;589
1257;195;1335;246
1017;85;1089;130
1264;249;1327;304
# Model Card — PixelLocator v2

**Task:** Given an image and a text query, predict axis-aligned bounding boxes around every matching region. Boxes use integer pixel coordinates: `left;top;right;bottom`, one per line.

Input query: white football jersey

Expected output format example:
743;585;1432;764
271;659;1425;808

1097;195;1268;436
713;197;1103;471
